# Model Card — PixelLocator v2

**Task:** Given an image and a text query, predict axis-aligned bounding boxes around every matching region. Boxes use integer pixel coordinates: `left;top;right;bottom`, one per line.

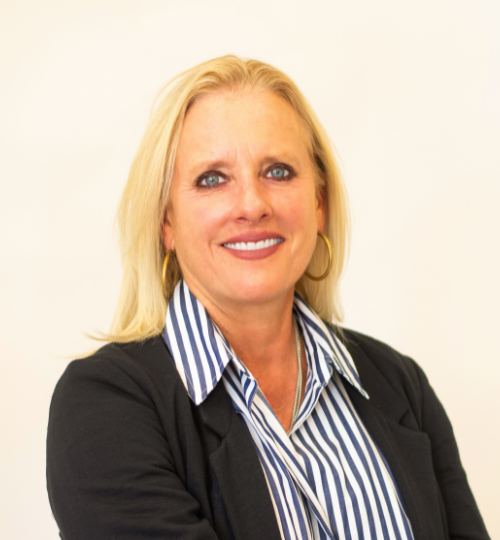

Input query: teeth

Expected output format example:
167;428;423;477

224;238;283;251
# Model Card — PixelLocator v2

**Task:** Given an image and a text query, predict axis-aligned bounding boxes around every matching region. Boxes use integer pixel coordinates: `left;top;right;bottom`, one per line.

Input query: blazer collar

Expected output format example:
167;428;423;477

118;337;282;540
343;335;409;424
343;334;447;540
198;380;282;540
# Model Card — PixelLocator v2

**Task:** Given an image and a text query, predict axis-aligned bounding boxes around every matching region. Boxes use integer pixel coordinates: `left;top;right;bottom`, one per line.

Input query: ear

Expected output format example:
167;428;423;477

161;207;176;251
316;187;326;232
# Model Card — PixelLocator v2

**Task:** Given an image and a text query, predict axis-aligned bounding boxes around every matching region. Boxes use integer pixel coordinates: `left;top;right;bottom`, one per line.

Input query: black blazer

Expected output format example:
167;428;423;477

46;329;490;540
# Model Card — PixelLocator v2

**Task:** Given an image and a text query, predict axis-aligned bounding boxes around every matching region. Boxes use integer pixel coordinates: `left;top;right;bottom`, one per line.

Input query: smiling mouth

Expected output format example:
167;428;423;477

222;238;284;251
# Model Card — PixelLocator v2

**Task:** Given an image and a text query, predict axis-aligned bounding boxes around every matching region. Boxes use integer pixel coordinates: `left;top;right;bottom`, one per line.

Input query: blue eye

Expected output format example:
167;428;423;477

201;174;223;187
268;166;289;179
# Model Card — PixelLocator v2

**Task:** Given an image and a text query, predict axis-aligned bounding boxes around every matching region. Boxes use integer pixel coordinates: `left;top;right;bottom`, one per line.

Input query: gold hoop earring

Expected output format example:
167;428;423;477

162;250;180;297
304;232;333;281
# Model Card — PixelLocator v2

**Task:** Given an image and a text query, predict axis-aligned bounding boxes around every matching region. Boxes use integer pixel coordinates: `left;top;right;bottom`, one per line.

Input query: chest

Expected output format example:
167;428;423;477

255;350;308;433
221;369;414;540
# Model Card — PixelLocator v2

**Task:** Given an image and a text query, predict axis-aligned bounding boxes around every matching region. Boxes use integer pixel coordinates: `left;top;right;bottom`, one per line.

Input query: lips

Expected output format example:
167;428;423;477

220;232;284;260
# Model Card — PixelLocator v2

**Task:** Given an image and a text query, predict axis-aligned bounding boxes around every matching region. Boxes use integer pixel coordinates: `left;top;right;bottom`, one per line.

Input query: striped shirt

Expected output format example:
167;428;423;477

163;280;414;540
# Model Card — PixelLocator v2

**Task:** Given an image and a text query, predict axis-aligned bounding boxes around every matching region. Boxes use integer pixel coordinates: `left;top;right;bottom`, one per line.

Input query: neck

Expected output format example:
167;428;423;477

184;280;298;379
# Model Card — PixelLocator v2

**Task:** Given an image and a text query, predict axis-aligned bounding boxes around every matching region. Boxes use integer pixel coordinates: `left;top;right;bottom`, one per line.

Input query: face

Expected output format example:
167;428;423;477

162;89;325;312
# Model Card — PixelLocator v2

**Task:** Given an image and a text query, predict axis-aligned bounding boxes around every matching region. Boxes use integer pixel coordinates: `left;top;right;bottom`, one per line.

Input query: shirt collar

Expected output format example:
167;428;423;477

292;294;369;399
163;280;368;405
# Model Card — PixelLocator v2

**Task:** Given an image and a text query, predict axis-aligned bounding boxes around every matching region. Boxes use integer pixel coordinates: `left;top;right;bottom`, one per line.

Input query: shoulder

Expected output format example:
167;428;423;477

60;335;175;381
51;336;189;419
340;327;424;386
340;327;408;363
48;336;198;474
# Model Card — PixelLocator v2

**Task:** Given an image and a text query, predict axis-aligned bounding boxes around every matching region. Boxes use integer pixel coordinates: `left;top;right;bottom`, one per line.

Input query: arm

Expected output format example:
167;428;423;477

46;352;220;540
409;360;490;540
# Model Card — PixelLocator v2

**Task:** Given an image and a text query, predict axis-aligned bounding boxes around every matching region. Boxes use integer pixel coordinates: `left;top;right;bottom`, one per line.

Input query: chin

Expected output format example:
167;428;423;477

220;275;295;306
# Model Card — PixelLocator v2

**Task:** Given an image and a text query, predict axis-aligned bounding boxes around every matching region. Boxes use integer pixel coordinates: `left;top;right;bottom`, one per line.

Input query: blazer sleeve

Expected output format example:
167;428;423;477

46;352;220;540
407;358;490;540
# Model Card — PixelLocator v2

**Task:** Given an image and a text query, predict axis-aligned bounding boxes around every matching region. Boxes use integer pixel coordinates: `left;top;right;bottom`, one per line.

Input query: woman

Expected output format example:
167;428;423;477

46;56;489;540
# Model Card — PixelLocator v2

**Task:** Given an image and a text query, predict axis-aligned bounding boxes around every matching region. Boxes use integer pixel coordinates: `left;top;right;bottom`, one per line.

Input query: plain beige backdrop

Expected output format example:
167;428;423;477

1;0;499;538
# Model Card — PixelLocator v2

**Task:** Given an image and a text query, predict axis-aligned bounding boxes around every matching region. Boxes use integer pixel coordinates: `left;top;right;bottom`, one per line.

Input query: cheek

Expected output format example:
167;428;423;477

279;186;318;231
177;195;228;246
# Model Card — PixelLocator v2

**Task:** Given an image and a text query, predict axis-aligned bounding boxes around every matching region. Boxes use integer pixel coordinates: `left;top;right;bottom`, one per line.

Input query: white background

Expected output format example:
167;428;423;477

1;0;498;538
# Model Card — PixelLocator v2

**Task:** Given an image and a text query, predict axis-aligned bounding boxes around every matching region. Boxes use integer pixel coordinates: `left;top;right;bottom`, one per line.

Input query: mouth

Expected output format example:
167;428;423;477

222;238;284;251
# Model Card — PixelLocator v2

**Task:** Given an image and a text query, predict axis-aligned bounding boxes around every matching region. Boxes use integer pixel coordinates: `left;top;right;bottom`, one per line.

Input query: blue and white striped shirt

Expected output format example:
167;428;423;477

164;280;414;540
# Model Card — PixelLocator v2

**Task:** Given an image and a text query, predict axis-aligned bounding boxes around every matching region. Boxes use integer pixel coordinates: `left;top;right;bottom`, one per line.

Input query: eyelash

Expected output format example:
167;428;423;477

196;172;225;188
266;164;294;180
196;164;295;189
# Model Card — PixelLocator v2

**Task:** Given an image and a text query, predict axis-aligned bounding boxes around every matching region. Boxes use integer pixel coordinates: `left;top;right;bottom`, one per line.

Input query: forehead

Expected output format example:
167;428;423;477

177;89;311;163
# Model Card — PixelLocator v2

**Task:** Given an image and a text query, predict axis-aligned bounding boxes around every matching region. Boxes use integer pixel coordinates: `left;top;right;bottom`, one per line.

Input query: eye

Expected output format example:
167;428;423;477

199;173;225;187
266;165;290;179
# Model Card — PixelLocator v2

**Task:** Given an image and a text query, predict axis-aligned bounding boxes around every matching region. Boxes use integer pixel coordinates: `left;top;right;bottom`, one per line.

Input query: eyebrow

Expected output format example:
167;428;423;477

192;154;301;173
194;160;230;171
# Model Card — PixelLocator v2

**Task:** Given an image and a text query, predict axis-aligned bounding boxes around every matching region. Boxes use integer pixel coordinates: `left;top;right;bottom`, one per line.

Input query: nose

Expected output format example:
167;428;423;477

233;173;272;224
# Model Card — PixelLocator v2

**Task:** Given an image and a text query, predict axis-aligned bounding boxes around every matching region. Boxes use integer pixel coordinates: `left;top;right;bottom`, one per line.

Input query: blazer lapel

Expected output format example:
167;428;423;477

198;381;282;540
345;339;446;540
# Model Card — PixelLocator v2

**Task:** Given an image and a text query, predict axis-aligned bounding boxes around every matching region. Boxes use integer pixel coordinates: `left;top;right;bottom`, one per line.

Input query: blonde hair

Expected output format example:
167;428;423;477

108;55;350;343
